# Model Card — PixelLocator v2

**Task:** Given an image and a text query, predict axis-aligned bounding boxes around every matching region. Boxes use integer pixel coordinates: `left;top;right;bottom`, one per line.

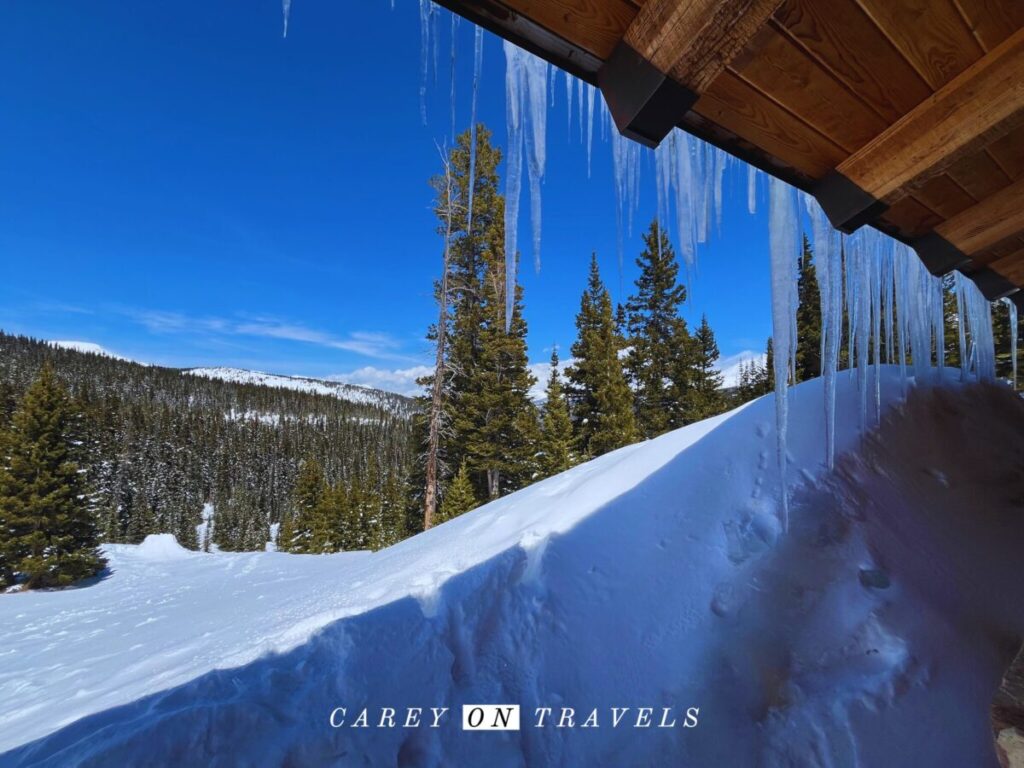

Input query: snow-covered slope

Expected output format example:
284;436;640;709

185;367;413;413
2;369;1023;767
48;340;131;362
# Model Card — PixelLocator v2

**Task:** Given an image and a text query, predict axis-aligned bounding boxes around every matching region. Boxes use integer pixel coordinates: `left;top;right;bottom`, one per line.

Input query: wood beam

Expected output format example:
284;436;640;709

599;0;781;146
816;26;1024;232
935;176;1024;256
913;175;1024;278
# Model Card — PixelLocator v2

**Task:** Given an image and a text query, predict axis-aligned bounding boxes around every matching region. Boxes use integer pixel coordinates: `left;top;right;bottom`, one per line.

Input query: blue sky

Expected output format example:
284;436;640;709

0;1;773;395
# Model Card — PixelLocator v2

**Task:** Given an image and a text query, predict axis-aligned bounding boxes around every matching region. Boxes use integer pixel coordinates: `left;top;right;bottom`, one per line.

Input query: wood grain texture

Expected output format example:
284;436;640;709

988;124;1024;180
731;22;889;152
936;175;1024;254
952;0;1024;52
945;150;1013;201
693;70;846;177
908;174;977;218
837;27;1024;200
855;0;984;89
774;0;932;123
623;0;782;92
501;0;638;59
880;195;945;239
989;249;1024;284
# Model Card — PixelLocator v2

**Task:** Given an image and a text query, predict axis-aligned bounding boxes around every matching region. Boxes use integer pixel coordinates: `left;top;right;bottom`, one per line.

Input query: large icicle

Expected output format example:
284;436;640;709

449;13;458;142
564;71;574;137
586;83;596;178
955;274;995;381
418;0;432;124
805;195;841;468
1002;297;1019;388
466;25;483;233
767;176;800;532
503;42;548;327
282;0;291;38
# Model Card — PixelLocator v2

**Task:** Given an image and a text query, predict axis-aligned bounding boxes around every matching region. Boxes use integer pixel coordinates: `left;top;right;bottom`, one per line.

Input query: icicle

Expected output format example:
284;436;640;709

805;195;841;469
431;2;439;86
611;123;642;273
586;83;596;178
466;25;483;234
503;42;525;329
577;77;585;144
1002;297;1019;388
418;0;431;124
525;54;548;274
564;71;574;137
871;242;882;424
747;164;757;214
503;43;548;327
282;0;291;38
955;274;995;381
768;177;800;532
449;13;458;142
954;273;969;380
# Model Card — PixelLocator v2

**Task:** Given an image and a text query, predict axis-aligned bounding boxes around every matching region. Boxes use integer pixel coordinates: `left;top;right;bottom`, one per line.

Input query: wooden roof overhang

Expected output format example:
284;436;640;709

437;0;1024;309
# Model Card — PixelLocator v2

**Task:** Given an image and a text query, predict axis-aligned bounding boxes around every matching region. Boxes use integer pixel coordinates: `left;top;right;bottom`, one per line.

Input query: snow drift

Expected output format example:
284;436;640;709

2;369;1023;767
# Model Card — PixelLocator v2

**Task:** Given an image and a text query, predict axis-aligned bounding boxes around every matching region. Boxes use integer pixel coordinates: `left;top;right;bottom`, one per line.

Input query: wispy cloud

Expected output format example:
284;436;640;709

120;308;414;363
329;365;432;397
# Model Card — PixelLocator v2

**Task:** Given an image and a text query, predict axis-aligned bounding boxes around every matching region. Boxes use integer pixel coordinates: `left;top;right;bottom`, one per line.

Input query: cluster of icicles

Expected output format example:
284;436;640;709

285;1;1012;531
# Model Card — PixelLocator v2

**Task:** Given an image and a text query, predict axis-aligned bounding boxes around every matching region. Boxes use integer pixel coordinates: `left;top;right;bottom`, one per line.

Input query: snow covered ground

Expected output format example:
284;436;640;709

1;368;1022;767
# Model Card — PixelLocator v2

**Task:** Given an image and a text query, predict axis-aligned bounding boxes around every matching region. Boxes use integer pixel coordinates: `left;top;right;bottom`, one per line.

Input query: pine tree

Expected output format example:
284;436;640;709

282;458;326;553
538;349;575;478
0;365;105;588
438;463;477;523
430;126;540;502
688;315;726;419
567;255;639;458
794;235;822;382
624;221;692;436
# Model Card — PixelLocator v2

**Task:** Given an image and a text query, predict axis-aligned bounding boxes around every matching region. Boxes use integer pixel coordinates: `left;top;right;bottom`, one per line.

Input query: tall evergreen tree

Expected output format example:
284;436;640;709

422;126;539;503
567;255;639;458
624;221;692;436
794;235;822;382
688;315;726;419
437;463;478;524
538;349;575;478
281;458;326;553
0;365;105;588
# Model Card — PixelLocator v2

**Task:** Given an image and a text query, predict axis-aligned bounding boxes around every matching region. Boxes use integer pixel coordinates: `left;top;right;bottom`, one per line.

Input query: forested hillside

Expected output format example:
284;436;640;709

0;333;415;553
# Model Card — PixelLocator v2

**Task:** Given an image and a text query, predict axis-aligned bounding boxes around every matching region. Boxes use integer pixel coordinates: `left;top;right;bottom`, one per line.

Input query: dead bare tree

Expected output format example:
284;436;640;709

423;145;462;530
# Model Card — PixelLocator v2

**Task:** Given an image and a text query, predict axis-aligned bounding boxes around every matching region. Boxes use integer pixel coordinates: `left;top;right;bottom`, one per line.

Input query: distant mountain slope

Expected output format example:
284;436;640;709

0;332;415;547
185;367;414;415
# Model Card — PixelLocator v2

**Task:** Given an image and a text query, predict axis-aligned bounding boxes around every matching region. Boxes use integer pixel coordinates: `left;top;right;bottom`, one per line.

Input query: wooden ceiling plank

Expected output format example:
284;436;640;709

621;0;782;93
945;149;1013;201
987;124;1024;180
935;175;1024;255
500;0;639;59
818;26;1024;229
907;174;977;218
773;0;931;123
879;195;945;240
692;71;846;178
731;22;889;153
951;0;1024;53
854;0;985;90
599;0;782;145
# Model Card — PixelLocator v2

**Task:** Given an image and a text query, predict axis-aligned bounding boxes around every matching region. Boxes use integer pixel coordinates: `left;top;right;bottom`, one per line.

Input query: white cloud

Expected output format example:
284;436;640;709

329;365;433;398
716;350;766;388
123;308;412;362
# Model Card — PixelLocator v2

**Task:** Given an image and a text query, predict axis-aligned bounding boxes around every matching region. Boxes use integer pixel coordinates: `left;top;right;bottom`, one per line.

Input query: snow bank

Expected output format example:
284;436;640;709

133;534;196;562
2;369;1023;767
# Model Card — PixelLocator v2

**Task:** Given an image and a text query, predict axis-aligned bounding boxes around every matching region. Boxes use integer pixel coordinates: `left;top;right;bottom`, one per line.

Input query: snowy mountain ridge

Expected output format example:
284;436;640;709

185;367;414;414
